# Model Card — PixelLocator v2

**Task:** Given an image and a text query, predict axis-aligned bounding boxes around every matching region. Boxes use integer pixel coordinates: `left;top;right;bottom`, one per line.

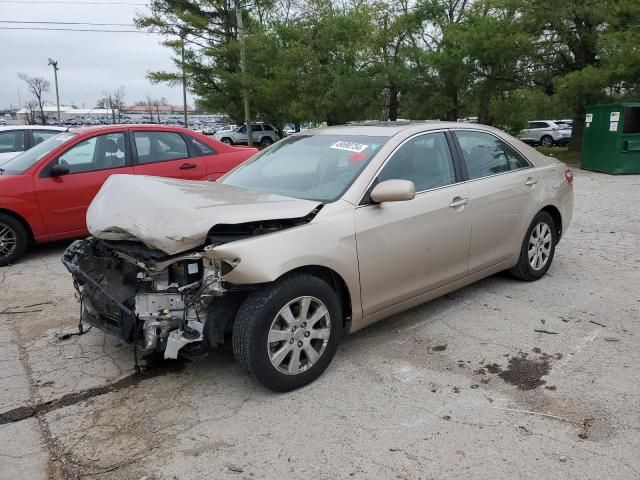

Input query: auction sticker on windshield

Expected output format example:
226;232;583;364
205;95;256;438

330;141;369;153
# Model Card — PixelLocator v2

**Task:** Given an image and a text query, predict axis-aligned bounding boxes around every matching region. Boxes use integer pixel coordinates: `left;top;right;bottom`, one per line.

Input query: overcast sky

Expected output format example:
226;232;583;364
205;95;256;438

0;0;192;109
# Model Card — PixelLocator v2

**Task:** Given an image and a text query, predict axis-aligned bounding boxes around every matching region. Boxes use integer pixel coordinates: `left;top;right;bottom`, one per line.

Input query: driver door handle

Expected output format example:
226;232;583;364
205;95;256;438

179;162;197;170
449;197;469;208
525;177;538;186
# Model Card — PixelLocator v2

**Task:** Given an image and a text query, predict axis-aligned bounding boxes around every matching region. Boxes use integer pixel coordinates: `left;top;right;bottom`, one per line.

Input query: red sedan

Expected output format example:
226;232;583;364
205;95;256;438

0;124;258;265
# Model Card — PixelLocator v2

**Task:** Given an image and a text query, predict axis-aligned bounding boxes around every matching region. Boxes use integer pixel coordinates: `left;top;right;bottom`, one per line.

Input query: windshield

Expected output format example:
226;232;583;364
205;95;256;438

221;134;389;202
1;132;75;174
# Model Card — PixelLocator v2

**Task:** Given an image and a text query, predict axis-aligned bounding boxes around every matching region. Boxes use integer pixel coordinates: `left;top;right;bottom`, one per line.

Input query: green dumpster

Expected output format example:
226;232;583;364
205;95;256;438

581;103;640;174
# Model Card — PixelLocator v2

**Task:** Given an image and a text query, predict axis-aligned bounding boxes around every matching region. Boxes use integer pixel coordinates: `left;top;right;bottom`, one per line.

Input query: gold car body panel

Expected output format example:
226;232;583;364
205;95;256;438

206;123;574;334
207;200;365;326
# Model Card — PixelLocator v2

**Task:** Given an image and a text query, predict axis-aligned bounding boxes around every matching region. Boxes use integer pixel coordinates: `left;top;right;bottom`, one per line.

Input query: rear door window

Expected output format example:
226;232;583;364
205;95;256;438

454;130;529;180
186;136;216;156
133;131;189;164
0;130;26;153
32;130;61;145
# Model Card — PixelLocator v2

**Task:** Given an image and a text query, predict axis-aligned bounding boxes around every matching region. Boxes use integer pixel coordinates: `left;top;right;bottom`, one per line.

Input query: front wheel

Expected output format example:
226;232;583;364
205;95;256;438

0;213;28;266
232;273;342;391
510;211;557;281
220;137;233;144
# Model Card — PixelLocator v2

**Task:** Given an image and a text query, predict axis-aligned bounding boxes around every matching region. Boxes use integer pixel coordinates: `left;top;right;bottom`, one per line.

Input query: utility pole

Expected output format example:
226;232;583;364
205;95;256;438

235;0;253;146
180;34;188;128
48;58;61;124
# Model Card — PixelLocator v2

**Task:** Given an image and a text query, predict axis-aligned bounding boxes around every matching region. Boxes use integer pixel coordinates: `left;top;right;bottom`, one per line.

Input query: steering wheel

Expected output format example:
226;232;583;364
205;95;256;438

59;159;69;167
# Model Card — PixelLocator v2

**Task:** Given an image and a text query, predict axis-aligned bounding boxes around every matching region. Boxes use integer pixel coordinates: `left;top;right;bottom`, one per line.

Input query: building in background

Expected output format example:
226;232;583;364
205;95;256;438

15;106;117;125
121;104;194;115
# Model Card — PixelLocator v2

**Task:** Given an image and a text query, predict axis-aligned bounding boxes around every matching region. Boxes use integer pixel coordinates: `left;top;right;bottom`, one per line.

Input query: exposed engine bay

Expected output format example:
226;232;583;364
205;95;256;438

63;238;226;359
61;213;319;360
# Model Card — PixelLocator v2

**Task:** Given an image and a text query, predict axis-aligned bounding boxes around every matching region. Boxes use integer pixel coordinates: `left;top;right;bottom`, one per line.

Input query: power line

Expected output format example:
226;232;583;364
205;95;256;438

0;0;147;5
0;26;151;33
0;20;136;26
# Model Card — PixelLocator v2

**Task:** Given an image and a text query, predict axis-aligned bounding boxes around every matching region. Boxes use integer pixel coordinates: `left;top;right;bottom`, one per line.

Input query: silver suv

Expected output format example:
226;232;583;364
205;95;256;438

214;123;279;147
519;120;572;147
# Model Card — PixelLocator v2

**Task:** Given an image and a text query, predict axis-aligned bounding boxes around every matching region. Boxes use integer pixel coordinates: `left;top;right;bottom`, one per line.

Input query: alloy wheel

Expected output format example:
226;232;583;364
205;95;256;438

0;222;17;260
528;222;552;271
267;296;331;375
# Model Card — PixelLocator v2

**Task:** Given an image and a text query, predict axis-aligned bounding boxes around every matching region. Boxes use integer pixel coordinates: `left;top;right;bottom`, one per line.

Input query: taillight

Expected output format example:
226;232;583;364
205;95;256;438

564;168;573;185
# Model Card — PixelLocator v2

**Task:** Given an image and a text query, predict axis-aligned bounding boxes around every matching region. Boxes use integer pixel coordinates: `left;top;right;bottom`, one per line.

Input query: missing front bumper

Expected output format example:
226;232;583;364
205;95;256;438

62;238;228;359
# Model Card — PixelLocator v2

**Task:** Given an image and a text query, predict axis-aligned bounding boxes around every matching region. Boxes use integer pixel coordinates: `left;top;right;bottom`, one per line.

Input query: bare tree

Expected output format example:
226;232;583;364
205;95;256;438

97;87;126;123
18;73;50;125
144;96;154;122
23;100;39;125
144;96;168;123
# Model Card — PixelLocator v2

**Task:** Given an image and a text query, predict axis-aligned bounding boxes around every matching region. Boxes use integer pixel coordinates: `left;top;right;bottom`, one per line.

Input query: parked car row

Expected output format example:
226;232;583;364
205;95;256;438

0;125;258;265
59;122;574;391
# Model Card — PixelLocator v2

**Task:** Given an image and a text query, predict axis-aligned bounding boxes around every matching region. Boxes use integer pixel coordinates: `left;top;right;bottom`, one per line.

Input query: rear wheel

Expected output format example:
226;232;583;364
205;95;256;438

232;273;342;391
0;213;28;266
540;135;553;147
510;211;556;281
259;137;274;148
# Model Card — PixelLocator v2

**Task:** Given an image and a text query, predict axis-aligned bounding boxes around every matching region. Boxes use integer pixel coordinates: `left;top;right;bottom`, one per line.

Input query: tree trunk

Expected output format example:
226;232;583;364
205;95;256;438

388;85;399;121
445;82;459;121
478;91;490;125
569;106;585;152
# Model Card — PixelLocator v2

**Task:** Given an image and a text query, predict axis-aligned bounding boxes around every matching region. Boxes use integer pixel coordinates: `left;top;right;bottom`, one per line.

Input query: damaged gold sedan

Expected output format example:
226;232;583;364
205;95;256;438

63;123;574;391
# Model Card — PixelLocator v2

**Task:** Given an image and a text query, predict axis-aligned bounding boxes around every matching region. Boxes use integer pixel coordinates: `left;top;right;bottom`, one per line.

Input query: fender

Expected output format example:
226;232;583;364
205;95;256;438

0;194;49;241
206;201;362;325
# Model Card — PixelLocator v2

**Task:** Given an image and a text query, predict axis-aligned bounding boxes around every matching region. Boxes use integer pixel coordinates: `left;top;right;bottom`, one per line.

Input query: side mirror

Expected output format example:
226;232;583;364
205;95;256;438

50;163;70;177
370;179;416;203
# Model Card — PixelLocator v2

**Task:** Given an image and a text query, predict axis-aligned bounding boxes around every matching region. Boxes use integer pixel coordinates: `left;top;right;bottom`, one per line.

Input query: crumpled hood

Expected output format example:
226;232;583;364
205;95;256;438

87;174;322;255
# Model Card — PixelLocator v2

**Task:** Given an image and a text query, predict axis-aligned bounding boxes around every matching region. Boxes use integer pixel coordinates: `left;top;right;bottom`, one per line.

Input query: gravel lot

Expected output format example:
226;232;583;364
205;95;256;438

1;169;639;480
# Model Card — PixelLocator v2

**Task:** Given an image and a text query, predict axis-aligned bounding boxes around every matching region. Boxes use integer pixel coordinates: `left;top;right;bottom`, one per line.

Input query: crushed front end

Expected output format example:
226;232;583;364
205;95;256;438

62;237;237;359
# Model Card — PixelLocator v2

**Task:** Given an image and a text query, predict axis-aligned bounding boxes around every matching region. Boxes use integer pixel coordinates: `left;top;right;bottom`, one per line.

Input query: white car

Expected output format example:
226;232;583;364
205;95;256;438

519;120;572;147
0;126;66;164
213;123;279;147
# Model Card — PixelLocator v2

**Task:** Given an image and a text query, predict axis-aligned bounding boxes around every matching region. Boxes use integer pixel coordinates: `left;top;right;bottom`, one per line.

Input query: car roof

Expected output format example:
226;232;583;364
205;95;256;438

300;121;505;137
67;124;190;134
0;125;67;131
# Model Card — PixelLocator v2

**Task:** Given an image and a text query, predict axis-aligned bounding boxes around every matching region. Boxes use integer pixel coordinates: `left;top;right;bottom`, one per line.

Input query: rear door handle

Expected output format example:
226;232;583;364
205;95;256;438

525;177;538;186
449;197;469;208
179;162;197;170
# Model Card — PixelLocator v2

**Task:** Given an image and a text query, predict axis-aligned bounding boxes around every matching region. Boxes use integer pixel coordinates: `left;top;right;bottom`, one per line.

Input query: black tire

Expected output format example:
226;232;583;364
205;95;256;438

220;137;233;144
0;213;28;267
510;211;557;281
259;137;273;148
232;272;342;392
540;135;553;147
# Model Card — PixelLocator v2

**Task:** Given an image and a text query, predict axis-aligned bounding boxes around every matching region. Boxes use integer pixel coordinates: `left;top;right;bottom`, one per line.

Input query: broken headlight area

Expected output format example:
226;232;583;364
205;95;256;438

62;237;240;360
